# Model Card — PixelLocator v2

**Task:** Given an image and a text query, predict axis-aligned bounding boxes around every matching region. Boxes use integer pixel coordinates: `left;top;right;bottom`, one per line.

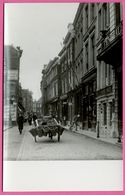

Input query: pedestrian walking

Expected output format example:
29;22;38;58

33;113;38;127
17;113;24;134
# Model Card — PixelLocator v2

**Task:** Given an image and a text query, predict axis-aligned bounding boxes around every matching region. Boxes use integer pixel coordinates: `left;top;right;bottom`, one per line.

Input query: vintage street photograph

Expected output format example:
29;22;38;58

3;2;123;160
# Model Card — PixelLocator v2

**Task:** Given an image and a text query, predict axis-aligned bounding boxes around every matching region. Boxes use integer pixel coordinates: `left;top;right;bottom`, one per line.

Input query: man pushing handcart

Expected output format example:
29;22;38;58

29;115;65;142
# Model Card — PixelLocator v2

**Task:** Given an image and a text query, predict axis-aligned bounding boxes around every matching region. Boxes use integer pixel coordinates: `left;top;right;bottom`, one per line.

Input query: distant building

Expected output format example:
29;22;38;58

18;83;25;113
22;89;33;114
62;23;75;123
41;58;60;117
58;47;68;122
33;98;42;117
40;65;47;115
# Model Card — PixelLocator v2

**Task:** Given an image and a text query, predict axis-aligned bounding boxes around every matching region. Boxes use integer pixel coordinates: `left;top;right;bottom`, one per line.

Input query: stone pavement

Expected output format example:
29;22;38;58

64;125;122;148
3;123;122;160
3;124;12;131
3;123;31;160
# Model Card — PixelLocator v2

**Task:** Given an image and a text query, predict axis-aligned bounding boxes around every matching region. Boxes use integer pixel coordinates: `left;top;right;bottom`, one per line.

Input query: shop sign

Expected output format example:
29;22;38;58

10;104;17;121
4;105;10;120
63;102;67;105
7;70;18;81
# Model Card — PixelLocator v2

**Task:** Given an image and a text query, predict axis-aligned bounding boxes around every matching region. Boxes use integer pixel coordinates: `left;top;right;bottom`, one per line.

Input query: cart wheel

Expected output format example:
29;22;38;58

58;133;60;142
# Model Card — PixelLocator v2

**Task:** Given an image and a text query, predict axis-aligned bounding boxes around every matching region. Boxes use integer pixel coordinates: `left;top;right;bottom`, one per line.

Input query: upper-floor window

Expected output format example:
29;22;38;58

115;3;121;25
54;82;57;97
85;43;88;71
65;78;67;93
98;9;101;37
103;3;109;29
85;5;88;30
62;80;64;94
91;3;95;22
91;35;95;66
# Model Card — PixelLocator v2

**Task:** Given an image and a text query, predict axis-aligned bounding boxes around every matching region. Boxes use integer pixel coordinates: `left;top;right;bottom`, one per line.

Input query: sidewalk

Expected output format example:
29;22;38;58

64;125;122;148
3;123;31;160
3;125;13;131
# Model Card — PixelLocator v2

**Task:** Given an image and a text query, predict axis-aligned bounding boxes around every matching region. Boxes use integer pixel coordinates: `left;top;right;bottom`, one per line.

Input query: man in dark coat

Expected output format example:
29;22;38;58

17;113;24;134
32;113;38;127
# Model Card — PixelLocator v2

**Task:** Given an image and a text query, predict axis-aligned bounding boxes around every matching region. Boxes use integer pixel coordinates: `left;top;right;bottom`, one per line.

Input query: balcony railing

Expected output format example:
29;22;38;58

97;22;122;56
96;85;112;97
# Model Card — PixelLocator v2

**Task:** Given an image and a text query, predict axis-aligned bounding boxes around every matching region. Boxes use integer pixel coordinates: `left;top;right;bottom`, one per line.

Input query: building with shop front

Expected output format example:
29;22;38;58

81;3;97;131
4;45;23;127
40;2;122;139
33;98;42;118
41;57;60;118
22;89;33;114
96;3;122;139
58;46;68;123
63;23;75;124
73;4;84;129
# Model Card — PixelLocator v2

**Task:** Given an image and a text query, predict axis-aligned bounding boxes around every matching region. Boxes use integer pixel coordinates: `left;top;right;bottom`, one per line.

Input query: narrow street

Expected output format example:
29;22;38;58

4;124;122;160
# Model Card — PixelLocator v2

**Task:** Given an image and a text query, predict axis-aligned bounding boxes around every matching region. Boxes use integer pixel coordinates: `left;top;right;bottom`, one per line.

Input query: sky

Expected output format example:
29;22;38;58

4;3;79;100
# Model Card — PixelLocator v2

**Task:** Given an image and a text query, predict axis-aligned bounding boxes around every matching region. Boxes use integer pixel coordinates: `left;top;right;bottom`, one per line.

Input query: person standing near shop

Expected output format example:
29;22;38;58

17;112;24;134
70;113;80;131
28;113;32;125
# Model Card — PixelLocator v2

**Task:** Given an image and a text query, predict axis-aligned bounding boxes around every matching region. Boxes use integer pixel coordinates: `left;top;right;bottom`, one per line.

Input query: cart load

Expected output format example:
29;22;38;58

29;116;65;142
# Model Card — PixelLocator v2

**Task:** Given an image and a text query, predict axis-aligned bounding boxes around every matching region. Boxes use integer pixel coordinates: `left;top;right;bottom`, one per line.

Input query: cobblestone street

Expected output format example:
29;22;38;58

4;124;122;160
